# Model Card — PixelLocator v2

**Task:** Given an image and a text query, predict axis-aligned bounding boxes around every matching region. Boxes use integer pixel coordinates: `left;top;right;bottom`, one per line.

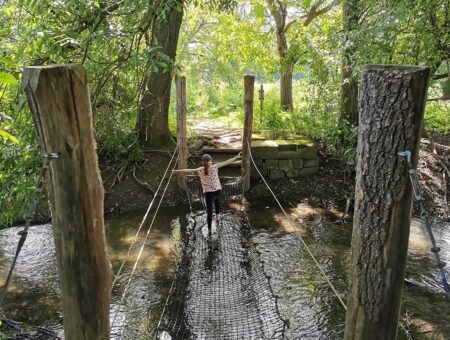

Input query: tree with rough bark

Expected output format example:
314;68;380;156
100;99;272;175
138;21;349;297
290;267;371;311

136;0;185;149
136;0;237;149
265;0;337;111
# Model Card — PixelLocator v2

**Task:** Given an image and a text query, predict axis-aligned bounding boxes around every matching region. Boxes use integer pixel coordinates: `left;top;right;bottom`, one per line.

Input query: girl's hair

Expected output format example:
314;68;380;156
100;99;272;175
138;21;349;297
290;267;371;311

203;160;209;176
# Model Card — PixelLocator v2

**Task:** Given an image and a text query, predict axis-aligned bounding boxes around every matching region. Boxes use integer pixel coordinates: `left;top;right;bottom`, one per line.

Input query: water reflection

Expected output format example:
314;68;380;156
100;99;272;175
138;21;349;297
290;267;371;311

0;205;189;339
248;199;450;339
0;201;449;339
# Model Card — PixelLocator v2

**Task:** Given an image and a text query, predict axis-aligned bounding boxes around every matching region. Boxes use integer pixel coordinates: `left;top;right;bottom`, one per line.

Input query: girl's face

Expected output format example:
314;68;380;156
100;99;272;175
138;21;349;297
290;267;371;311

202;159;212;167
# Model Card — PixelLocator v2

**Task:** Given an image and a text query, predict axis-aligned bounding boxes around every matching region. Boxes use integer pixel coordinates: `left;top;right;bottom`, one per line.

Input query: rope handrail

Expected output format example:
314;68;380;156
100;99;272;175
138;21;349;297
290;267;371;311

111;145;180;290
247;143;348;311
111;150;181;329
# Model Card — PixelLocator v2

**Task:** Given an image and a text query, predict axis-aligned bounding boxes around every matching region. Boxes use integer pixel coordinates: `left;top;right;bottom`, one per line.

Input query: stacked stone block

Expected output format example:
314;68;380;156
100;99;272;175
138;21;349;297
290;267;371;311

250;140;319;179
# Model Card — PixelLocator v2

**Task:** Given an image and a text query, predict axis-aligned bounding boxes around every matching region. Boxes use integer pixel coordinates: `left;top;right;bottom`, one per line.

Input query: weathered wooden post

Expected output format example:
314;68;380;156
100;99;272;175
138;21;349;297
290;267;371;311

345;65;430;340
23;64;111;340
176;76;187;189
241;75;254;191
259;84;264;124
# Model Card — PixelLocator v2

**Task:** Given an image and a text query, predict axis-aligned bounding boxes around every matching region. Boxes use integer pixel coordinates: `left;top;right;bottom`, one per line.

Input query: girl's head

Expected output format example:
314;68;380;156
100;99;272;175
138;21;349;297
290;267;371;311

202;154;212;175
201;153;212;165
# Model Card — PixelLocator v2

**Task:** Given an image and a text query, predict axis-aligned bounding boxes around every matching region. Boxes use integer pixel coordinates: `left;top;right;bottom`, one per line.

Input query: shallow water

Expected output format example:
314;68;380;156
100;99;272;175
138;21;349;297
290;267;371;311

0;200;449;339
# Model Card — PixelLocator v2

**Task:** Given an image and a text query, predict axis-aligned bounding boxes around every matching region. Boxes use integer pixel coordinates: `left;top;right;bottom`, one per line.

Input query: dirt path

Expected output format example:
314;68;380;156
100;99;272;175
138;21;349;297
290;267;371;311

187;117;243;149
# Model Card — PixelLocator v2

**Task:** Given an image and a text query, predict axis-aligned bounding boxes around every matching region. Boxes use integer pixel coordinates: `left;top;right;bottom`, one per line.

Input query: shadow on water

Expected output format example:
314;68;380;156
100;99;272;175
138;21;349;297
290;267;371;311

0;198;449;339
247;198;351;339
247;198;450;339
0;205;190;339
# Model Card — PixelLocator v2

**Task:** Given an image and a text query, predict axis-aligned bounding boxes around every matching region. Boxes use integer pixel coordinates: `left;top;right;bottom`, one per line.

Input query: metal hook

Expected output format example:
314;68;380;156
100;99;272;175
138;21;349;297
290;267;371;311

397;150;412;164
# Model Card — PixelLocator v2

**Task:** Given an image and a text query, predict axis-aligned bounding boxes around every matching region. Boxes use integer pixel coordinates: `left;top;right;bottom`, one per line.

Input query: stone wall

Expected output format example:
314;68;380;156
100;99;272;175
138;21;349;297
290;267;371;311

250;140;319;179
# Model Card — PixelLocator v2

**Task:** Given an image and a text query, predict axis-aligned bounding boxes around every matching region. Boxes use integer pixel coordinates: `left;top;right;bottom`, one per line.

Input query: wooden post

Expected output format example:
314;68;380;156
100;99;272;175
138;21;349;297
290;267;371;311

176;76;187;189
241;75;254;191
23;64;111;340
344;65;430;340
259;84;264;124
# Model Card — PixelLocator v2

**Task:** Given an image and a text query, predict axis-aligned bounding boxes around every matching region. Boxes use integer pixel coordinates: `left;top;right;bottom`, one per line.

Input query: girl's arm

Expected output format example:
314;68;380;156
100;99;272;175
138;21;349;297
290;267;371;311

172;167;200;174
217;152;242;168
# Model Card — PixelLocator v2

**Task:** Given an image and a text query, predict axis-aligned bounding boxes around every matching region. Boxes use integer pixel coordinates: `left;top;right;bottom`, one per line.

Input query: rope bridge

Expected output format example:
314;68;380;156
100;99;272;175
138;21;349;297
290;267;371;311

0;144;355;339
0;145;348;340
155;178;288;339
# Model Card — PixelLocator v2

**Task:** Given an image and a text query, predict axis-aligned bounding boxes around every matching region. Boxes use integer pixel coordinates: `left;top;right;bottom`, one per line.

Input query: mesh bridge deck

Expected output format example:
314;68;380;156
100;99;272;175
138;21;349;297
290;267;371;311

157;178;287;339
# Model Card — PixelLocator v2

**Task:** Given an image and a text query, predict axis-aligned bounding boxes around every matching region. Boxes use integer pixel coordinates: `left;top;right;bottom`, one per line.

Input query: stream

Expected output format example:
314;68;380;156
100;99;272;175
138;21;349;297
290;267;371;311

0;200;449;339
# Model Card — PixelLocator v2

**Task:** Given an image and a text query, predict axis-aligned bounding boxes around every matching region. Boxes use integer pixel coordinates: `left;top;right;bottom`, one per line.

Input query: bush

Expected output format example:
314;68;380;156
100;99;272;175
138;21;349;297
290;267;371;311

0;116;46;226
425;101;450;135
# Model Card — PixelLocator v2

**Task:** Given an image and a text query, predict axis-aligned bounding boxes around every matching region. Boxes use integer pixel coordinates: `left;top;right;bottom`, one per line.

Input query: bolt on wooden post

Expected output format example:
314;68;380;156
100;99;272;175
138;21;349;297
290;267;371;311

241;75;255;191
176;76;187;189
23;64;111;340
344;65;430;340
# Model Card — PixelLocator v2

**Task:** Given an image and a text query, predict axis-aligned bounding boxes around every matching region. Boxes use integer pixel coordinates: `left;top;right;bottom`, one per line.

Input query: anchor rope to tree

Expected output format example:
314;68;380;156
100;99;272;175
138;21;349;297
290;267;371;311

398;151;450;301
247;143;348;311
110;149;181;331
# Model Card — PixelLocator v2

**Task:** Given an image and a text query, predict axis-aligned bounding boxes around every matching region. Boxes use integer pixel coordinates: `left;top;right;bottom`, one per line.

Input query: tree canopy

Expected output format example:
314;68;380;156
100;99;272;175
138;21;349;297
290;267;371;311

0;0;449;225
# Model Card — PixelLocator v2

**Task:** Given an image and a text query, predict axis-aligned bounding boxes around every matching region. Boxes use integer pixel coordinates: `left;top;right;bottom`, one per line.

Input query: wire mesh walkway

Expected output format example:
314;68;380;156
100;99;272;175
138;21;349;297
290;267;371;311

156;179;288;339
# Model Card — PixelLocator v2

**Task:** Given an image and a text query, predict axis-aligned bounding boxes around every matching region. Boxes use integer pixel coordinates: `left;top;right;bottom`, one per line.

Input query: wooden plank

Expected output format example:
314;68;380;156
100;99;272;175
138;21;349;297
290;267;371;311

23;64;111;340
176;76;188;189
241;75;255;191
344;65;430;340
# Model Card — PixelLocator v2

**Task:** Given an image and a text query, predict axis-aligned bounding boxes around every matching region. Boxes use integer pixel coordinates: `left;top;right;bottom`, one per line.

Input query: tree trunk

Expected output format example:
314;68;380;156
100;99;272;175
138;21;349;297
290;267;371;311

339;0;359;125
344;65;430;340
23;64;111;340
280;65;293;111
277;29;293;111
268;0;293;111
136;1;183;149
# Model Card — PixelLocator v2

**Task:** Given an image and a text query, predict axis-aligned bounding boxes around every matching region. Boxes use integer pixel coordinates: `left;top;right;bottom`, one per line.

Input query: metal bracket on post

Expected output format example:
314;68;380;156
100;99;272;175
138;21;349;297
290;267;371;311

41;152;60;160
398;150;423;201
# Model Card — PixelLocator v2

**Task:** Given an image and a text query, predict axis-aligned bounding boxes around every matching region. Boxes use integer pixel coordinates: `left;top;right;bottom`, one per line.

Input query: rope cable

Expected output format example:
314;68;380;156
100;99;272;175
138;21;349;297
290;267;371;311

111;145;179;289
154;271;178;338
398;151;450;301
111;150;181;329
246;143;348;311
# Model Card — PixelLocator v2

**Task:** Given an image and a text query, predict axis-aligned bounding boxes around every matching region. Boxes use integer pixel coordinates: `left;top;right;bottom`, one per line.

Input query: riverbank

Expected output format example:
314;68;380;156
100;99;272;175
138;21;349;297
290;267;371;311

23;135;449;230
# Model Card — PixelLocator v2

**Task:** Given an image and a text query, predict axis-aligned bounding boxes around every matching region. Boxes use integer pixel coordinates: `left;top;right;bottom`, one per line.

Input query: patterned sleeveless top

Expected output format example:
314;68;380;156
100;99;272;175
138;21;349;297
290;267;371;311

198;164;222;193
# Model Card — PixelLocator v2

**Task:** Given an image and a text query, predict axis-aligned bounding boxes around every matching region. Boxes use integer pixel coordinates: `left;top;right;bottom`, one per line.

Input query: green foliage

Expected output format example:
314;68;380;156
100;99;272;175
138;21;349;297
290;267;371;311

0;0;181;225
442;78;450;98
425;101;450;135
254;84;291;138
253;80;358;164
1;0;449;225
0;36;45;226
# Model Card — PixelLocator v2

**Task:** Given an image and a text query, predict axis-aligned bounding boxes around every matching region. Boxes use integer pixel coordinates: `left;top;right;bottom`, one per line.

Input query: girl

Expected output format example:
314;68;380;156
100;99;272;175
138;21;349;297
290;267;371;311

173;152;242;232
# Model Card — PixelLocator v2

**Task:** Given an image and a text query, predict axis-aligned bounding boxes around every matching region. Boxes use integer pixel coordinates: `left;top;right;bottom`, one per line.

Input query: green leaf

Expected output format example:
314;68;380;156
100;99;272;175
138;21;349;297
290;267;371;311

0;130;19;144
0;56;14;66
0;72;17;86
